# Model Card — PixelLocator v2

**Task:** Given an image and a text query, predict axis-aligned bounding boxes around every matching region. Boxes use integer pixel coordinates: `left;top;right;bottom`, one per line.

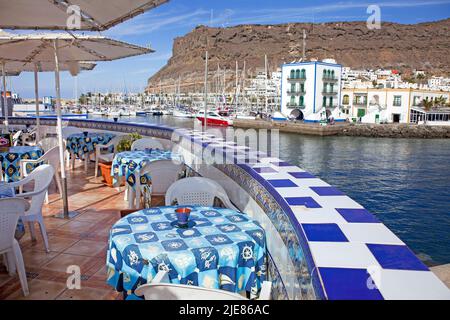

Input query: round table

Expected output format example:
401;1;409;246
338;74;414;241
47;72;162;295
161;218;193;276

66;132;115;159
106;206;267;300
0;146;43;182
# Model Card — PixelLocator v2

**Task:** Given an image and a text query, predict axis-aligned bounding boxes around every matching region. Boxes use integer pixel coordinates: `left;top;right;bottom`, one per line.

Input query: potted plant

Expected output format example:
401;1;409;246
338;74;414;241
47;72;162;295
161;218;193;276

99;133;142;187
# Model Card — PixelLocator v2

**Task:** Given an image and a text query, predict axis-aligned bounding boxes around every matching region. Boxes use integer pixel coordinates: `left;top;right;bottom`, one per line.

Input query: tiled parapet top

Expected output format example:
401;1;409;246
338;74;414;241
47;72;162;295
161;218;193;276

7;118;450;300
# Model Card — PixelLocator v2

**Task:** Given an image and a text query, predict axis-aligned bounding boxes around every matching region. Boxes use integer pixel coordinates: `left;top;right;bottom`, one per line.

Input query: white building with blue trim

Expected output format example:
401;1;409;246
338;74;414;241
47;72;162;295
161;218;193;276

281;60;346;122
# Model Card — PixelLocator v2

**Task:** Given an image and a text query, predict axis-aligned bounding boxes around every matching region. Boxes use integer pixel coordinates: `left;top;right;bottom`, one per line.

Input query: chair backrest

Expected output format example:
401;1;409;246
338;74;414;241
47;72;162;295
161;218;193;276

107;134;124;153
131;138;164;151
0;198;30;252
135;283;247;300
12;130;22;146
41;146;61;171
165;177;235;208
62;126;83;139
140;160;184;195
37;137;59;153
22;165;55;216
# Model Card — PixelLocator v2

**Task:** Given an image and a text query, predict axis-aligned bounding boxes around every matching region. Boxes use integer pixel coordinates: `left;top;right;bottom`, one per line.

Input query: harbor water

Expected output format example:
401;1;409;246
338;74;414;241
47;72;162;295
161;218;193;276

93;114;450;265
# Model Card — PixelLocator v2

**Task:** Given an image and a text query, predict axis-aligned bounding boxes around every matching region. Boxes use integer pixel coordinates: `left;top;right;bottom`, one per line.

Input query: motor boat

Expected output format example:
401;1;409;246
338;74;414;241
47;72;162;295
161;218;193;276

196;110;233;126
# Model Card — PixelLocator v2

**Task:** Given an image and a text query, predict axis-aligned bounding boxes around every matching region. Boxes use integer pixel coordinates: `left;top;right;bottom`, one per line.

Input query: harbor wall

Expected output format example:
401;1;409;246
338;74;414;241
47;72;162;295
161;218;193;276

233;119;450;138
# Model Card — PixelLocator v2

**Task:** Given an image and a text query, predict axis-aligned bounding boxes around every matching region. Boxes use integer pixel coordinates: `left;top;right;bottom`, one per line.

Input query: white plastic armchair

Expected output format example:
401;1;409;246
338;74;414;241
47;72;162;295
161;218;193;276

135;270;272;300
8;165;55;253
20;146;62;203
131;138;164;151
165;177;237;210
132;160;184;208
94;134;123;178
37;137;59;153
12;130;23;146
0;198;30;296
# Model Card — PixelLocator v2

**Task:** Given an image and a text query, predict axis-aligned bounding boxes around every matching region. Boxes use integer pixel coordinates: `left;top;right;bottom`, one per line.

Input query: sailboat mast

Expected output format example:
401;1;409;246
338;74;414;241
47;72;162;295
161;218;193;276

203;51;209;131
235;61;238;112
265;54;268;115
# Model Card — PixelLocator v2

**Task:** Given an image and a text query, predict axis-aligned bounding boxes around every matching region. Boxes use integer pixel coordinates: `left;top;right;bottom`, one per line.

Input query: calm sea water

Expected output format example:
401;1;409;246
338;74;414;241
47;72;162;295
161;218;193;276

94;115;450;265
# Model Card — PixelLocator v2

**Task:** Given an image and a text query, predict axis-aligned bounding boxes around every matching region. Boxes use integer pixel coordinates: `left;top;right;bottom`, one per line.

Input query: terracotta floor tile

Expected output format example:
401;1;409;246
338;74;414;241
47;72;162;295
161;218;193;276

64;239;108;257
42;253;93;274
56;287;119;300
22;248;60;268
56;220;94;234
5;279;67;300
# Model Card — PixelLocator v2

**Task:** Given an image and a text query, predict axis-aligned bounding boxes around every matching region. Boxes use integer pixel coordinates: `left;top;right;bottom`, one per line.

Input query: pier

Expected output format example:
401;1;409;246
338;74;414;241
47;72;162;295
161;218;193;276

233;119;450;138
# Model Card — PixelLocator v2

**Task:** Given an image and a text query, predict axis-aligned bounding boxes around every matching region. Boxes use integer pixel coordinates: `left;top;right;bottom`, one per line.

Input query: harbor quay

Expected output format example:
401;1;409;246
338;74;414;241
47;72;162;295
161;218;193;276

233;119;450;138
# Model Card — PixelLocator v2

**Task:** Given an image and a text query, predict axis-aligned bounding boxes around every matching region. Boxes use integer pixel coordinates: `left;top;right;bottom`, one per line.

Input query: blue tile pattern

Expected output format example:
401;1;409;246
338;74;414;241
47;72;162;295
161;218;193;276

303;224;349;242
285;197;322;208
336;208;380;223
367;244;429;271
310;186;345;196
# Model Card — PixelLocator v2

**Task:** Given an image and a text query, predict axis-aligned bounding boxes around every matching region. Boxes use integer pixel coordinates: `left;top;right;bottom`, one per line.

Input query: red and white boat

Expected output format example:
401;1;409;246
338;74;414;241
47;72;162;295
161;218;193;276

196;110;233;127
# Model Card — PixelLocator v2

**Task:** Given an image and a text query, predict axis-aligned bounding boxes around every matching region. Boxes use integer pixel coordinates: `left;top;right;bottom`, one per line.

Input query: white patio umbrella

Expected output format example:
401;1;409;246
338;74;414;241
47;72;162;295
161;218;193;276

0;0;169;31
1;60;96;139
0;33;153;218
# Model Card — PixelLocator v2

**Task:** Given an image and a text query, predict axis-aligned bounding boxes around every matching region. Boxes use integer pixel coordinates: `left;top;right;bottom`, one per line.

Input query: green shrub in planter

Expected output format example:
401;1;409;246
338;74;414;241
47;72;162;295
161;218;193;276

117;133;142;152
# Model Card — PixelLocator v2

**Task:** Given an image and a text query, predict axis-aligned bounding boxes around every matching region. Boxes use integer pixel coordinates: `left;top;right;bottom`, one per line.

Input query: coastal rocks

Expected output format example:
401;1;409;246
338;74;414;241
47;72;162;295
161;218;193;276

341;124;450;139
233;119;450;139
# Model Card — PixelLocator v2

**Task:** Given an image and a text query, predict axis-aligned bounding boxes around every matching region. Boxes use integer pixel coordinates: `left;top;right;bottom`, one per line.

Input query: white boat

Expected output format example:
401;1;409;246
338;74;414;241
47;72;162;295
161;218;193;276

196;110;233;126
173;109;194;118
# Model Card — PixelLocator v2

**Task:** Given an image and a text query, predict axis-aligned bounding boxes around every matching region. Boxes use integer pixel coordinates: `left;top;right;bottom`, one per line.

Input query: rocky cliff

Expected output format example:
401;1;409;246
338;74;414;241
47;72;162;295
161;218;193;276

146;19;450;92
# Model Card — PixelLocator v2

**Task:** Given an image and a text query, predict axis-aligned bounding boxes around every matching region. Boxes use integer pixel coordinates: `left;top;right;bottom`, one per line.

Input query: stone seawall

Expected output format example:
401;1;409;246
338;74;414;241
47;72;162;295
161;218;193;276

233;119;450;139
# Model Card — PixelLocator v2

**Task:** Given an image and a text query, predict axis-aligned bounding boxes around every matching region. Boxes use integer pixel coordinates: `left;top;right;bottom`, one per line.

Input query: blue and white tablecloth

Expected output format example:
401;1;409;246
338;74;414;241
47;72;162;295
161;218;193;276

0;146;43;182
66;132;115;159
106;206;267;300
111;150;183;189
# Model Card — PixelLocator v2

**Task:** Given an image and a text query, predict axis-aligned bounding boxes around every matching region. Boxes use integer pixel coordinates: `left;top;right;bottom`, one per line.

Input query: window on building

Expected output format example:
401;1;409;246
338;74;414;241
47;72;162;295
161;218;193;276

295;69;301;79
300;84;304;93
290;70;295;79
323;70;327;78
331;70;335;79
301;69;306;79
330;84;334;93
290;96;296;106
393;95;402;106
291;83;296;93
322;96;327;107
327;70;331;78
299;96;304;106
329;97;333;107
343;95;350;105
323;83;328;93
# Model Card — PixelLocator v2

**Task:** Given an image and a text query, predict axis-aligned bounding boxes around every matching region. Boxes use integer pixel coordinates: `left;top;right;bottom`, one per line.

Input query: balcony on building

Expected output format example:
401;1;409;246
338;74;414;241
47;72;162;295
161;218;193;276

287;69;306;82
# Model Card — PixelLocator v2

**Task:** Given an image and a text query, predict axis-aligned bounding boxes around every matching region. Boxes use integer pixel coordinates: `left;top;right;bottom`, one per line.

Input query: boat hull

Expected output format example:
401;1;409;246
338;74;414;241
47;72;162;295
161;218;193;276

196;116;233;126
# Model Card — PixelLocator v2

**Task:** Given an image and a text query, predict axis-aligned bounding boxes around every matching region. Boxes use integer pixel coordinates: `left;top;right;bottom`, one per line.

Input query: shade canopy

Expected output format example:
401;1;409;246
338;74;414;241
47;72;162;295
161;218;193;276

0;0;168;31
2;61;96;75
0;33;153;63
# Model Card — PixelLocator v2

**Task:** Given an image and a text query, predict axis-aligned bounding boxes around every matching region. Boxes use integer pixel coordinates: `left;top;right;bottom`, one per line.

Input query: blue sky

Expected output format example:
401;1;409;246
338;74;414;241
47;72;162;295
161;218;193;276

6;0;450;98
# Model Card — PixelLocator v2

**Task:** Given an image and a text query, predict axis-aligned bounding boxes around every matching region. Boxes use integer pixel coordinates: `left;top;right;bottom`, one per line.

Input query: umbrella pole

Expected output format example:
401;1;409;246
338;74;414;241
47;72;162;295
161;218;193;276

34;64;40;141
1;62;8;133
52;39;78;219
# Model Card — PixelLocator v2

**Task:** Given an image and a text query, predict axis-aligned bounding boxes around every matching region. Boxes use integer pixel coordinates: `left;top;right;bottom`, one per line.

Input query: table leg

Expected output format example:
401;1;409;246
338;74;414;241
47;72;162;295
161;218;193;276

84;154;88;172
128;187;135;209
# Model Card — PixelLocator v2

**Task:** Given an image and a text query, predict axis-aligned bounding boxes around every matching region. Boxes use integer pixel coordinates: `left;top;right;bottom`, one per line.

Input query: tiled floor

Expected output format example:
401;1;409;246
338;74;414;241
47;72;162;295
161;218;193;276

0;159;165;300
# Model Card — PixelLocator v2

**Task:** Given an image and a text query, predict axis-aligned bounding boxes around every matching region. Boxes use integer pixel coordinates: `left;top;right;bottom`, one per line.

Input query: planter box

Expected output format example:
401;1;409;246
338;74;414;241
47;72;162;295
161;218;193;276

98;162;114;187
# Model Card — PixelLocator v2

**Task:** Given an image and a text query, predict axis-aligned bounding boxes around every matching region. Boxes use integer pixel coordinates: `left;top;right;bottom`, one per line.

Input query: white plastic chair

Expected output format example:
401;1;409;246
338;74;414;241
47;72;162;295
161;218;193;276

132;160;184;209
0;198;30;296
20;146;62;203
94;134;123;178
165;177;237;210
135;270;272;300
12;130;23;146
37;137;59;153
131;138;163;151
8;165;55;253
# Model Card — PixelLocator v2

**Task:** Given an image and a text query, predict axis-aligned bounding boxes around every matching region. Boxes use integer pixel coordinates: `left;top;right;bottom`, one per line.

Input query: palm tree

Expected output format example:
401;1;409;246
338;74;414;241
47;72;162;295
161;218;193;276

421;98;433;111
434;95;447;108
